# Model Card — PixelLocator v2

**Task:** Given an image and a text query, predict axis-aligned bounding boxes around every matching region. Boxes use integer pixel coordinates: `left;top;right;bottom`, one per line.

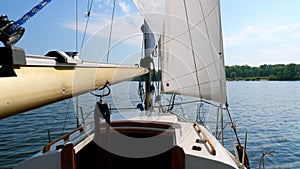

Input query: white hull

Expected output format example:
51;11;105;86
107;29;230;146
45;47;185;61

15;111;242;169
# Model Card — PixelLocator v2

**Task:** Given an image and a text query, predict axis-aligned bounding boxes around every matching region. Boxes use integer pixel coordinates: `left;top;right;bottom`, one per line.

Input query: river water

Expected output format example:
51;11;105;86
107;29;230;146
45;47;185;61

0;81;299;169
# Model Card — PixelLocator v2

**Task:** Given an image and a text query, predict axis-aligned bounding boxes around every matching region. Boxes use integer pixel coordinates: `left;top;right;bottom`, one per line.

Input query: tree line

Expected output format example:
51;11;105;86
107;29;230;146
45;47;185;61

132;63;300;81
226;63;300;81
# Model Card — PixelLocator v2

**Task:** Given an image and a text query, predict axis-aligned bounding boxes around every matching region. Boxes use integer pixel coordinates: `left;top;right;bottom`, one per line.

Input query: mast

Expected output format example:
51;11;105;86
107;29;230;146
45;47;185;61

144;66;151;110
140;20;155;110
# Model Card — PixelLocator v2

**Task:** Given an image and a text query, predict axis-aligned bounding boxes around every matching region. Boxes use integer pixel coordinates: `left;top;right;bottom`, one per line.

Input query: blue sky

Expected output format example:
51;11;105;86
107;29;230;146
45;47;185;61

1;0;300;66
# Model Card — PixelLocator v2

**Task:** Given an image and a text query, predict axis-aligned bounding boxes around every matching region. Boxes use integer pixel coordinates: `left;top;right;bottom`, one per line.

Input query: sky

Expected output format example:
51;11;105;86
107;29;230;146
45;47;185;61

1;0;300;66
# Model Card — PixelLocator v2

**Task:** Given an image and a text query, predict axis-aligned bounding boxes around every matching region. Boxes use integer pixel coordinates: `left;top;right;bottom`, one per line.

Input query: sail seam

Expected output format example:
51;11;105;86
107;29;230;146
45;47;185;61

182;0;202;100
163;57;221;84
198;0;225;104
161;0;226;103
160;2;218;46
165;78;221;89
197;0;221;86
161;34;223;82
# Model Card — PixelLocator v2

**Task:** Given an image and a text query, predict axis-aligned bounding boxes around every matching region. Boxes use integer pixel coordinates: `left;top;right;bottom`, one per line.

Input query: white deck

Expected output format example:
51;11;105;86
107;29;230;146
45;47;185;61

15;111;242;169
127;112;240;168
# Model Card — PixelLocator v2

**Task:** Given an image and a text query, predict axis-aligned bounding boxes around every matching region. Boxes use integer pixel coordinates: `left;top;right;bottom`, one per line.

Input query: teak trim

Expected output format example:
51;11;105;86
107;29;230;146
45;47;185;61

194;122;216;155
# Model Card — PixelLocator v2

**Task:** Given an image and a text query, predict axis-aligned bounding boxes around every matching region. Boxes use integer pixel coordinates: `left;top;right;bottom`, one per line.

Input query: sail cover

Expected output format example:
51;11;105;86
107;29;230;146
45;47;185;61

134;0;227;104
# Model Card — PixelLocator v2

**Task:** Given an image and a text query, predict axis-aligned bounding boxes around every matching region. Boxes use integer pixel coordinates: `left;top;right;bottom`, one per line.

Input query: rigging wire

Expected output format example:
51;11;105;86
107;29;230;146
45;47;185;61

106;0;116;63
75;0;78;52
196;100;205;125
74;0;93;127
225;106;250;168
198;0;223;98
112;97;222;112
62;98;73;135
80;0;94;53
182;0;202;101
224;107;242;147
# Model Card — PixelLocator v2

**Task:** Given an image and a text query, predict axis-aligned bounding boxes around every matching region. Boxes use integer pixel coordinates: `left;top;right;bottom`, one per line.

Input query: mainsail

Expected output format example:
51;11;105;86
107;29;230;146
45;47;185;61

134;0;227;104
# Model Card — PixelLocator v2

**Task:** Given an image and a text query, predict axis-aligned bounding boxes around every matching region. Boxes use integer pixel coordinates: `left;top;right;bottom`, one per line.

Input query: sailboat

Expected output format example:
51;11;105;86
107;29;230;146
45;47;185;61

0;0;250;169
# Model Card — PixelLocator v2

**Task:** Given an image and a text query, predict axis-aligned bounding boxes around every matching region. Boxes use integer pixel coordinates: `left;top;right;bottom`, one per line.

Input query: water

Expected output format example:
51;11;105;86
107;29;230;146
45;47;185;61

227;81;300;169
0;81;300;169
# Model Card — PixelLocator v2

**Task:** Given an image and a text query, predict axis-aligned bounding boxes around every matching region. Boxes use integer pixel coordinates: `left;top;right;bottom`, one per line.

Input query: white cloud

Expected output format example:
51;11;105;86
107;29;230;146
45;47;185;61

96;0;111;9
118;1;130;15
224;23;300;65
63;13;144;46
62;13;144;62
261;24;299;41
258;45;300;61
224;25;258;47
295;31;300;38
224;24;300;47
271;24;298;33
63;13;110;34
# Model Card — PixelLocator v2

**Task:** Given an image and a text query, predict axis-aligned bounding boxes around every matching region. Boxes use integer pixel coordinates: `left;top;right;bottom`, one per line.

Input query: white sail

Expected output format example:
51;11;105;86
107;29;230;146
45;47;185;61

134;0;227;104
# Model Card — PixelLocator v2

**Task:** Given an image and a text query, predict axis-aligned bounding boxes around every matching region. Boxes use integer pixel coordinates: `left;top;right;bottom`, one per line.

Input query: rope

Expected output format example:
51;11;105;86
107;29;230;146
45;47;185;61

152;59;160;93
137;79;145;102
259;149;275;169
225;107;251;168
90;81;111;98
224;107;242;146
167;94;176;111
106;0;116;63
9;0;52;33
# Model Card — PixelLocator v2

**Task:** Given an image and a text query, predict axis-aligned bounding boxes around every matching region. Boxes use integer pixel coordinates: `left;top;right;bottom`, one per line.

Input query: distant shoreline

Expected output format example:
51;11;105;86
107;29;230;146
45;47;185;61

226;78;300;81
226;63;300;81
133;63;300;81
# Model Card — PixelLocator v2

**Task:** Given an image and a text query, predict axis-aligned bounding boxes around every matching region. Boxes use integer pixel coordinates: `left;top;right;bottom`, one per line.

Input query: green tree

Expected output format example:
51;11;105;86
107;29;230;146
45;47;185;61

225;63;300;81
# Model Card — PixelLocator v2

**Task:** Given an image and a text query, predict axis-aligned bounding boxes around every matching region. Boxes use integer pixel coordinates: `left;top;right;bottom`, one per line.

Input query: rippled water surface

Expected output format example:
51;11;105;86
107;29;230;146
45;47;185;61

227;81;300;168
0;81;299;168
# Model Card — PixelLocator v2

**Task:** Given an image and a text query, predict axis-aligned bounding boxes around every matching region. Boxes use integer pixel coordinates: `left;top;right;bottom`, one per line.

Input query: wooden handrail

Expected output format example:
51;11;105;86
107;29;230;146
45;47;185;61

43;121;93;153
194;122;216;155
